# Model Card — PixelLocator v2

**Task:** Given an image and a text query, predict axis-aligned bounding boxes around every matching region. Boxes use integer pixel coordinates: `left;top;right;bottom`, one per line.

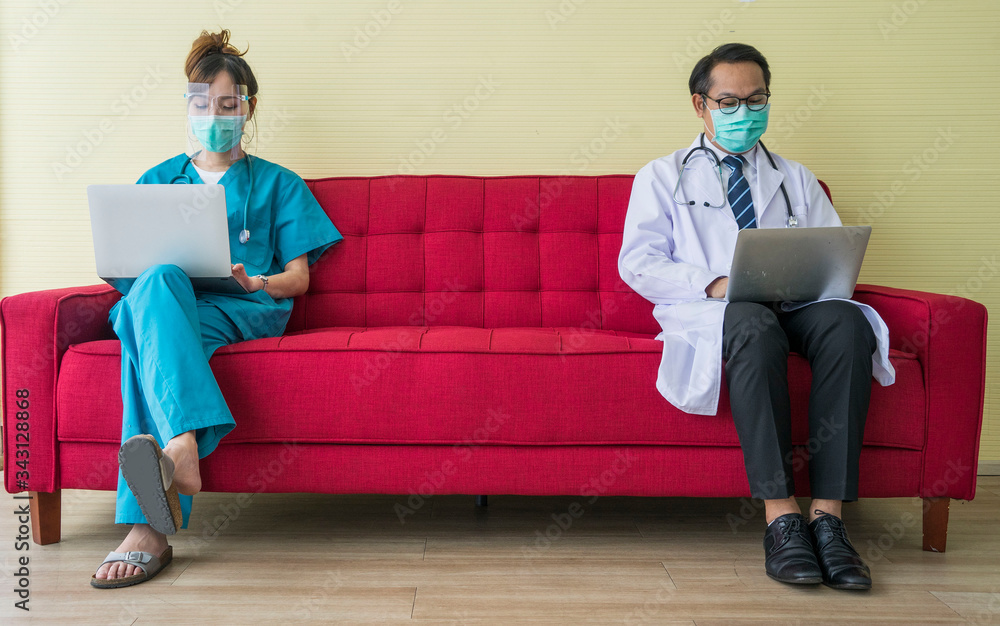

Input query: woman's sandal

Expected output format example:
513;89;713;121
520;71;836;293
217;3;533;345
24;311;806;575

118;434;183;535
90;545;173;589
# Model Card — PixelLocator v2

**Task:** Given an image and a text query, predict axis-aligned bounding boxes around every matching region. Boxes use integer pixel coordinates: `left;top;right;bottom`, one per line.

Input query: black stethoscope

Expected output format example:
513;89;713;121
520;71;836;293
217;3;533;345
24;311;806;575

170;151;255;244
672;133;797;227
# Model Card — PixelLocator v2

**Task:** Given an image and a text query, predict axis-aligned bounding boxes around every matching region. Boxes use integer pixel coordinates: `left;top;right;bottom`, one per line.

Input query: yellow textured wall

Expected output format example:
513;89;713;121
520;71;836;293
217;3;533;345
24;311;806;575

1;1;997;461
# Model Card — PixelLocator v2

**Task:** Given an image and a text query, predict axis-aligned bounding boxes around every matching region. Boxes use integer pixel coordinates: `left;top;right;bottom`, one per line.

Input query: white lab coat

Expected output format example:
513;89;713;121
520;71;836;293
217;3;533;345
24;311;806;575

618;135;895;415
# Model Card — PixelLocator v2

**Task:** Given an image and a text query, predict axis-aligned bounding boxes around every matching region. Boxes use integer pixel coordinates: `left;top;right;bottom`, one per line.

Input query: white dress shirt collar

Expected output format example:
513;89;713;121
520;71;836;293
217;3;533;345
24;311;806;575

701;133;759;175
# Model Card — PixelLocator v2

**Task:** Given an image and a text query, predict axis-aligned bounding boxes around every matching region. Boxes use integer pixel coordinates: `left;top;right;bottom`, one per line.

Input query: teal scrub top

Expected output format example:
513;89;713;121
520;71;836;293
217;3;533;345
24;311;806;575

137;153;343;340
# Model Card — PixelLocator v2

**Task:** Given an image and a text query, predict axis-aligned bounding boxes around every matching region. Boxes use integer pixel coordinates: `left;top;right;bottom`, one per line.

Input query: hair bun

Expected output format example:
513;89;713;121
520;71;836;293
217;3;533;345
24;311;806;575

185;29;247;80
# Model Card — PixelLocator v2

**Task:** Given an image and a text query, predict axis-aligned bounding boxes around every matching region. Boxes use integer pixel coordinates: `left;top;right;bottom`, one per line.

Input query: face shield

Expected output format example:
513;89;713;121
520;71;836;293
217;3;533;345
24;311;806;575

184;82;249;161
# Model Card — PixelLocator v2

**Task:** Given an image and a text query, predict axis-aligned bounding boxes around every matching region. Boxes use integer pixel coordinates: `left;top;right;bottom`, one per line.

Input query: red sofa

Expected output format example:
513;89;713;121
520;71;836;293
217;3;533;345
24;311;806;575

2;175;988;551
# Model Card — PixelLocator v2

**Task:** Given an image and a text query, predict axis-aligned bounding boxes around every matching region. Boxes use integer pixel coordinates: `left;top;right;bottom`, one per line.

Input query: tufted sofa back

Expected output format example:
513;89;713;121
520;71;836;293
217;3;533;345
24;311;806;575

286;175;661;335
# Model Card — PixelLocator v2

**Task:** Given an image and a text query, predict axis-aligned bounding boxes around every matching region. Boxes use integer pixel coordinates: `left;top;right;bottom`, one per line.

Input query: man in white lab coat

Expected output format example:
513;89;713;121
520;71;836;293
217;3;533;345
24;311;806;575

619;43;895;590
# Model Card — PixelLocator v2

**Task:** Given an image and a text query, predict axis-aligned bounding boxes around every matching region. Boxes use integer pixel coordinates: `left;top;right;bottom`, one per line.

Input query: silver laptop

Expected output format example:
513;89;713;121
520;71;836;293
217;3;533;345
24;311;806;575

87;184;249;295
725;226;871;302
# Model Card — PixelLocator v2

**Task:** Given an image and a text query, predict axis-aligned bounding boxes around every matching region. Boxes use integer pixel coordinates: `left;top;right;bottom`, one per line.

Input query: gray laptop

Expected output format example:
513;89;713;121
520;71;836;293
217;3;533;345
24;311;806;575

725;226;871;302
87;184;249;295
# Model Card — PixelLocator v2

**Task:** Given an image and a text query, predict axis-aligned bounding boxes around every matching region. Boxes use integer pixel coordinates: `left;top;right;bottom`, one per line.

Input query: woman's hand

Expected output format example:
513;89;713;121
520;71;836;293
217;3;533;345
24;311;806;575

230;254;310;298
231;263;262;292
276;255;310;298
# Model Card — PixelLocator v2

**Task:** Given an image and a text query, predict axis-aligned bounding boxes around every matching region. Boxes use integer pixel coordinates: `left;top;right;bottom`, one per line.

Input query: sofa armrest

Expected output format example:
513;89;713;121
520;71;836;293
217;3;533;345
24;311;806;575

2;285;120;494
853;284;988;500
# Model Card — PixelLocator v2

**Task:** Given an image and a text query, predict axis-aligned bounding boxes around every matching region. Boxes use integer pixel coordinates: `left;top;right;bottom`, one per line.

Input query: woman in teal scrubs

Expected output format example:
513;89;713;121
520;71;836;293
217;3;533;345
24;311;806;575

92;29;342;588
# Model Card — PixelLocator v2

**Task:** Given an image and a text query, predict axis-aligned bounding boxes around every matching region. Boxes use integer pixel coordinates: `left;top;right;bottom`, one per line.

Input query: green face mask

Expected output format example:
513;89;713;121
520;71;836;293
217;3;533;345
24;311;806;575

189;114;246;153
706;103;770;154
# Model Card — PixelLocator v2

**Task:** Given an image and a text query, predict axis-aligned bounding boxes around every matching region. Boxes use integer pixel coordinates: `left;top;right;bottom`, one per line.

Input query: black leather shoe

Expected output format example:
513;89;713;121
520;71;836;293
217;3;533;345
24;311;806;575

763;513;823;585
809;514;872;590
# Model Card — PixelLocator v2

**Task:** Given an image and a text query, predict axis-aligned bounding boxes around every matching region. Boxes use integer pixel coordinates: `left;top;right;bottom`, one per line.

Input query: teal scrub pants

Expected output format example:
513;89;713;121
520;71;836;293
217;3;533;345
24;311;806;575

109;264;243;529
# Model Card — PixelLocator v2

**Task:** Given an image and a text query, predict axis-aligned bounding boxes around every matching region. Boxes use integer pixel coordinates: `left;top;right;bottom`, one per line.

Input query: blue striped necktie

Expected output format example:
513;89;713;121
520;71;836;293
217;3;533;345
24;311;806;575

723;155;756;230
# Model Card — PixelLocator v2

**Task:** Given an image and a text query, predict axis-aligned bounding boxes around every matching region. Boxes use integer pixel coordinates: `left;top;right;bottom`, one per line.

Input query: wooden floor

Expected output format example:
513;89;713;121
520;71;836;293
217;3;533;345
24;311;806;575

3;476;1000;624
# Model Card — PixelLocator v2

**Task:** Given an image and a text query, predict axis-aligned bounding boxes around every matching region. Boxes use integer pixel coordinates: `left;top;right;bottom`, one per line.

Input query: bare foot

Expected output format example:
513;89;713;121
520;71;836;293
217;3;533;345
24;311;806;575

163;431;201;496
93;524;168;581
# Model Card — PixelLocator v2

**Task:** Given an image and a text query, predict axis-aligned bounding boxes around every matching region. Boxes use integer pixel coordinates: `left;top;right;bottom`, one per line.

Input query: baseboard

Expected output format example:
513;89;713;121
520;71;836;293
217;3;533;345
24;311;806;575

978;461;1000;476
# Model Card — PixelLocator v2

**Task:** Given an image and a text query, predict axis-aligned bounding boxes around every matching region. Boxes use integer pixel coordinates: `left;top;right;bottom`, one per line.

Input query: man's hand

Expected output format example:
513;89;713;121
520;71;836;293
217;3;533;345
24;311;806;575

231;263;261;292
706;276;728;298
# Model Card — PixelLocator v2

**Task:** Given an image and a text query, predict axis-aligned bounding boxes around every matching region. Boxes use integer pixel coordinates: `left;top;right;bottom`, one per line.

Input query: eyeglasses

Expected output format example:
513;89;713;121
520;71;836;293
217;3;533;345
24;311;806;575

701;92;770;114
183;93;249;114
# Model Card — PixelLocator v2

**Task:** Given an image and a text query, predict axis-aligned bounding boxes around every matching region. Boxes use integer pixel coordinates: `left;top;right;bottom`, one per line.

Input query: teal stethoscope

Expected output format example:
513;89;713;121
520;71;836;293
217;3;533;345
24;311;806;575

672;133;797;227
170;151;255;244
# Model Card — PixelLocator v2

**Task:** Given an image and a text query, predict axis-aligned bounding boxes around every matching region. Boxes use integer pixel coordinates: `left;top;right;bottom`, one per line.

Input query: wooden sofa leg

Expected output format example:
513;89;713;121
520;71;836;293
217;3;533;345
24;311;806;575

922;497;949;553
475;495;488;507
28;491;61;545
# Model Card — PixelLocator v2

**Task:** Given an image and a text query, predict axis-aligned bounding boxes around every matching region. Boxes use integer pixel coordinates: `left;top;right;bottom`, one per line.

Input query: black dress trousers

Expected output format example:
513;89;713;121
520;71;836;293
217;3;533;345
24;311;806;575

721;300;878;502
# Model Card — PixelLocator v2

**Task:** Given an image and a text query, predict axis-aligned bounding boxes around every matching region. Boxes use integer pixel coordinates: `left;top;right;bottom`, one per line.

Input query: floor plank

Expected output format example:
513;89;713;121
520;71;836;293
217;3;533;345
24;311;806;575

1;477;999;623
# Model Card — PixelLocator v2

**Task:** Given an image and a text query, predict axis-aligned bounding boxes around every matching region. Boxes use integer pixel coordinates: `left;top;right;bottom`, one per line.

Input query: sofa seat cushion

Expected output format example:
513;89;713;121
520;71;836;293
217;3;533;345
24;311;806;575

57;326;924;449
